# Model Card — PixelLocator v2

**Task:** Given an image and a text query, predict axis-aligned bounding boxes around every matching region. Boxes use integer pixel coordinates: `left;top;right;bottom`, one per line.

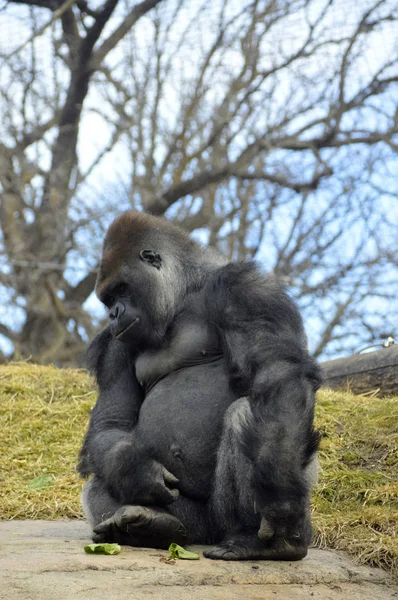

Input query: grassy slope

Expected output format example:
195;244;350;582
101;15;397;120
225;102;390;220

1;363;397;576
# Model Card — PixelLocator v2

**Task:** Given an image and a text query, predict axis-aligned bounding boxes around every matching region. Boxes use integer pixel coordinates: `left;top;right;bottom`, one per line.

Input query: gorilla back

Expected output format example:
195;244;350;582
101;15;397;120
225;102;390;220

78;210;321;561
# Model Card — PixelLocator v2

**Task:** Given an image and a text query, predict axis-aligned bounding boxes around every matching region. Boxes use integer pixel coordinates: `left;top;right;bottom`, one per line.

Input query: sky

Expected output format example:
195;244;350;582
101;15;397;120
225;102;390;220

0;0;397;358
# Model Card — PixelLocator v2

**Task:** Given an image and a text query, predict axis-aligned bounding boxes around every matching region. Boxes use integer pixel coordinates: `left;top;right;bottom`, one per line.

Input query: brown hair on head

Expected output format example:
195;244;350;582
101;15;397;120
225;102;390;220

103;211;193;252
96;211;197;296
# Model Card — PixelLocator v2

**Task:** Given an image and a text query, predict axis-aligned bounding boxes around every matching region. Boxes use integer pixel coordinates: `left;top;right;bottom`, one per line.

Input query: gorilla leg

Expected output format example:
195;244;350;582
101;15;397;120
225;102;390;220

167;496;213;544
204;398;313;561
82;398;316;556
82;476;120;526
82;477;187;548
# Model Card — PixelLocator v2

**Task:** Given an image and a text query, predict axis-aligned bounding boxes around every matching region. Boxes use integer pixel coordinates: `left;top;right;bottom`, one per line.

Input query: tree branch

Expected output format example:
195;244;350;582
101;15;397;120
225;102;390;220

0;322;18;343
64;270;97;305
147;167;230;215
18;114;61;149
92;0;164;66
8;0;76;57
82;0;119;55
9;0;63;9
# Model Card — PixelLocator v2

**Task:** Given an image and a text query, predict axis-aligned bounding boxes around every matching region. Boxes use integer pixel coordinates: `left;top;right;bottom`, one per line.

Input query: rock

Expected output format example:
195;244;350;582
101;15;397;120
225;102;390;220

0;521;396;600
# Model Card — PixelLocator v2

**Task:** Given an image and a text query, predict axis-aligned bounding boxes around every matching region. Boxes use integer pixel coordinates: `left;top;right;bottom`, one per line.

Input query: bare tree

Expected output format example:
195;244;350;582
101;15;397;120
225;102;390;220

0;0;397;364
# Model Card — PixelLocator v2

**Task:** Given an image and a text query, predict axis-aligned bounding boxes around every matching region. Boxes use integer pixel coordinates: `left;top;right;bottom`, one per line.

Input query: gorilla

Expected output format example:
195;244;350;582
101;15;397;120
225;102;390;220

78;210;321;561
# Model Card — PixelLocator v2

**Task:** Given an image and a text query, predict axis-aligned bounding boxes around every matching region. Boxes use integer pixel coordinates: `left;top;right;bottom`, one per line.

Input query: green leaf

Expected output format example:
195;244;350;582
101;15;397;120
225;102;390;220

84;543;121;555
168;543;199;560
27;474;53;490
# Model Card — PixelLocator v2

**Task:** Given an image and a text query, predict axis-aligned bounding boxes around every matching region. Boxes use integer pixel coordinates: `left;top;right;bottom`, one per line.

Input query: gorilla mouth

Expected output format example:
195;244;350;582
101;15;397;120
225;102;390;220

115;318;140;339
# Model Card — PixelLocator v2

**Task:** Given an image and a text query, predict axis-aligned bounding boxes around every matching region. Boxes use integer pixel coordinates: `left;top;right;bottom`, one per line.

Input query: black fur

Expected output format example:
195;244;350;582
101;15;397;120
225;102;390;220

78;211;321;560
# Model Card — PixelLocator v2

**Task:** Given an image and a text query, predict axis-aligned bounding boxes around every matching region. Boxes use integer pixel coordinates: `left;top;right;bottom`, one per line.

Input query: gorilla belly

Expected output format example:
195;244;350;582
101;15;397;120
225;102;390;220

136;359;237;501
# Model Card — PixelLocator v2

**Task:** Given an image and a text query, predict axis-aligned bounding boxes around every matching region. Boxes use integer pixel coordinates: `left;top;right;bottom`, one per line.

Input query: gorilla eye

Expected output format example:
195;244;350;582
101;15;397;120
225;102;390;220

113;283;129;297
139;249;162;269
102;294;114;308
102;283;128;307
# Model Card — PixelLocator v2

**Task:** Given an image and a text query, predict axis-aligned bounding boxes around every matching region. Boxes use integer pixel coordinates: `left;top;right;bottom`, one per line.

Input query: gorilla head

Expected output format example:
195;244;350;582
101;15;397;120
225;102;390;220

95;211;221;349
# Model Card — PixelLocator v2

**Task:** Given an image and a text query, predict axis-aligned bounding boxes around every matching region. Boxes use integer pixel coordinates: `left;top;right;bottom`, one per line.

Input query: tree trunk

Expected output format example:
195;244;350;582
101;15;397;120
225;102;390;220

321;346;398;396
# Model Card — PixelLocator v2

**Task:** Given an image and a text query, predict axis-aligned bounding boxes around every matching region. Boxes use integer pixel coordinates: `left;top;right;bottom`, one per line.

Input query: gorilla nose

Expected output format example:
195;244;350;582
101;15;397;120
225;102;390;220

109;302;125;321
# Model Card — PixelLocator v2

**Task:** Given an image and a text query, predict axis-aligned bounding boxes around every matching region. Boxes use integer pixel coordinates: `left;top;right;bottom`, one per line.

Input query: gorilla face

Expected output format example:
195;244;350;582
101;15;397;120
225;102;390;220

94;211;202;350
96;241;178;350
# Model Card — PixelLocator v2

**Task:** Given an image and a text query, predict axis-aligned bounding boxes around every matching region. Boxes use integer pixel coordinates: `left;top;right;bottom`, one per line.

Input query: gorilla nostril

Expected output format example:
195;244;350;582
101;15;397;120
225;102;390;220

109;306;119;320
109;302;125;321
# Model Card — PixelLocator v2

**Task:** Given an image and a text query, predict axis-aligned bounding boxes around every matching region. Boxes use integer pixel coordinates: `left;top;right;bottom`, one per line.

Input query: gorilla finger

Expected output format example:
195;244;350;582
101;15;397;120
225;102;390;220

169;487;180;499
258;517;275;540
118;505;150;526
93;518;114;534
152;483;179;505
162;467;179;486
92;532;108;543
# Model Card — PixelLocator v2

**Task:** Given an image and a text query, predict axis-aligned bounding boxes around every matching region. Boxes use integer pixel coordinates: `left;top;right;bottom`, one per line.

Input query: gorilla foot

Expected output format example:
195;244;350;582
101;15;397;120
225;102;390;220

203;534;308;561
92;505;187;549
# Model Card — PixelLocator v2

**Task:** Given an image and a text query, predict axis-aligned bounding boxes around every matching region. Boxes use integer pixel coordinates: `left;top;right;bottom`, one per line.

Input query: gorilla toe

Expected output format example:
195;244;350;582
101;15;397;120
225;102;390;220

203;534;308;561
93;505;187;549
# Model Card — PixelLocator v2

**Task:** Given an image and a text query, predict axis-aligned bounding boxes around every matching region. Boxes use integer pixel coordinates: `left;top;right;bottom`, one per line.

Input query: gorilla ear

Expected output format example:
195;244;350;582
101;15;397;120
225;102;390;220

140;249;162;270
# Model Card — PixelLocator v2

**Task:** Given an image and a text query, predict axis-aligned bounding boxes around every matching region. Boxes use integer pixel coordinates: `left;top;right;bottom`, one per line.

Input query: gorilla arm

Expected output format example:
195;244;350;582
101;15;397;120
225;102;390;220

207;262;322;547
78;327;179;506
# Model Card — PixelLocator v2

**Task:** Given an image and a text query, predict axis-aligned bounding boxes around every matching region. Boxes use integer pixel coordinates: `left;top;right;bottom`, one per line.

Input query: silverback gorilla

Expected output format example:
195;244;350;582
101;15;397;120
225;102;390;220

78;211;321;560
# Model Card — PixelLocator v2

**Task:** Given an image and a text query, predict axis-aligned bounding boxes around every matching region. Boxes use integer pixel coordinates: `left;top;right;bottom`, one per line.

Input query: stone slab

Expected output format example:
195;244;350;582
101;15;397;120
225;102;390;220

0;521;396;600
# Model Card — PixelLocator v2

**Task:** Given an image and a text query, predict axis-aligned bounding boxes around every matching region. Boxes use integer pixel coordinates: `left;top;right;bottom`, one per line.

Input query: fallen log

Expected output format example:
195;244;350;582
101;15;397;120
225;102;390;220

321;345;398;396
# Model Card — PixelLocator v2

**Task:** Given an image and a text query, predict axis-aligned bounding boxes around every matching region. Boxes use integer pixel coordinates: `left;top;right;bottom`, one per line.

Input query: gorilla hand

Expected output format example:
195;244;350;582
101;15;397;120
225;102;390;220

126;458;180;506
104;441;179;506
257;492;312;556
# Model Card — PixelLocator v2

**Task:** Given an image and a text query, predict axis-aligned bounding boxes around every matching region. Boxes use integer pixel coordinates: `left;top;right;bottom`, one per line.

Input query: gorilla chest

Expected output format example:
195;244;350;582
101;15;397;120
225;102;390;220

134;322;237;500
135;320;222;393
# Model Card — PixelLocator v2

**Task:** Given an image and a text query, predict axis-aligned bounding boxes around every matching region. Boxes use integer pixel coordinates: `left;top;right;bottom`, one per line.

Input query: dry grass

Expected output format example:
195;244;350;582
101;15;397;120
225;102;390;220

312;387;398;577
0;362;96;520
1;362;397;577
